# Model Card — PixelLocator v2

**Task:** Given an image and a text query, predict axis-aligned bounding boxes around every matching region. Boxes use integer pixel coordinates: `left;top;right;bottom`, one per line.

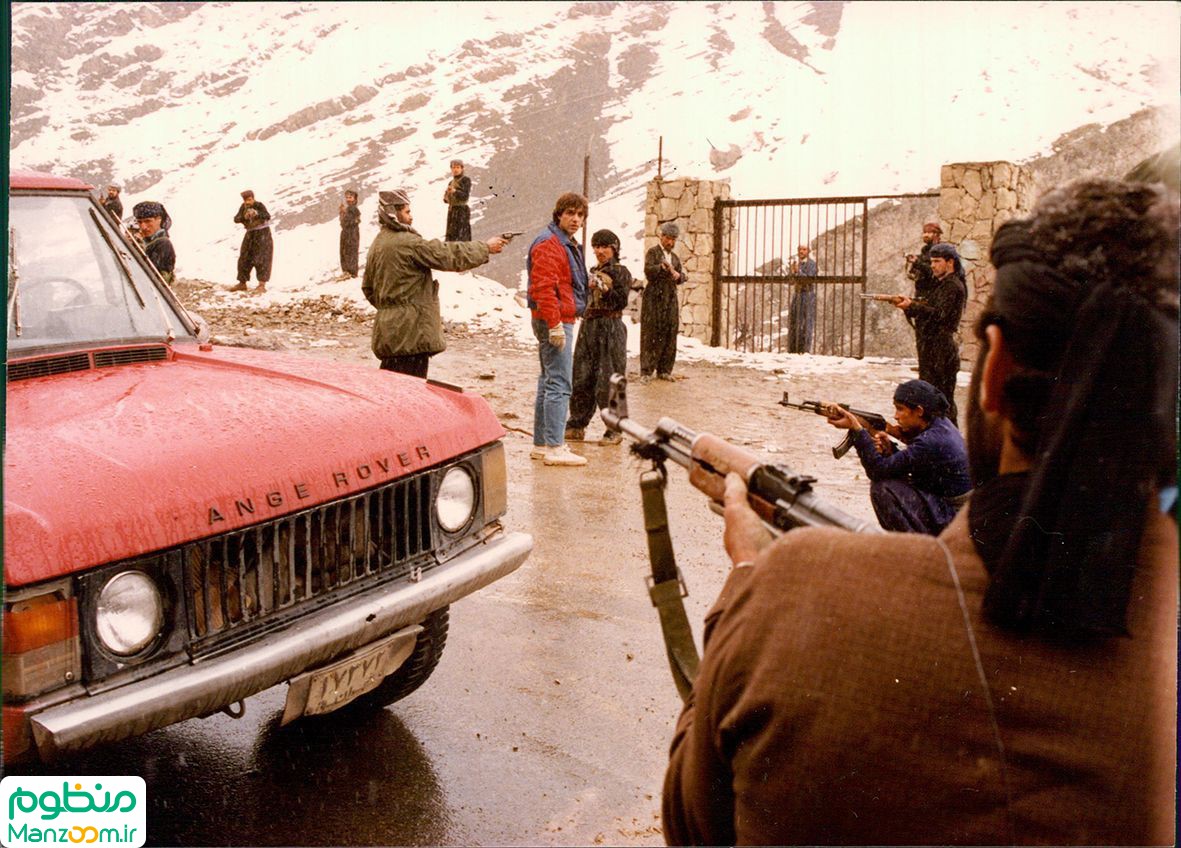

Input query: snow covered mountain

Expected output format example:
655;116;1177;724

9;1;1180;295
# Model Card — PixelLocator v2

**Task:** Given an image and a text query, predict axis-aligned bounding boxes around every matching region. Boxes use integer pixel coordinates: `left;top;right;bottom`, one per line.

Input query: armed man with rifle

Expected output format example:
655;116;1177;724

654;178;1177;845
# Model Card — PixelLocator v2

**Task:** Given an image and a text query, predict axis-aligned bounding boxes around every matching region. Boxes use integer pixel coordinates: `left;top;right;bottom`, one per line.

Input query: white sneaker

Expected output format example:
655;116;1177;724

543;445;587;466
529;446;548;460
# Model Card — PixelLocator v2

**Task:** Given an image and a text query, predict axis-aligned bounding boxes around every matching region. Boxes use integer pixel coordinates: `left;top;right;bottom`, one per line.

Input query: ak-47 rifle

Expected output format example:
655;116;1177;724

859;292;927;305
778;393;889;459
602;374;878;701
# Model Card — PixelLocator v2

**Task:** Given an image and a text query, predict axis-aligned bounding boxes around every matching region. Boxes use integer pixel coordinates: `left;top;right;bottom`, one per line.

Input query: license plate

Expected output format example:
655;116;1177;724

280;625;422;725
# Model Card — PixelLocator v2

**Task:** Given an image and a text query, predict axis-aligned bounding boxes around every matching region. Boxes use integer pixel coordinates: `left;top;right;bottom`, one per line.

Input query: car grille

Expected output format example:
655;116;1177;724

8;345;169;382
183;473;434;649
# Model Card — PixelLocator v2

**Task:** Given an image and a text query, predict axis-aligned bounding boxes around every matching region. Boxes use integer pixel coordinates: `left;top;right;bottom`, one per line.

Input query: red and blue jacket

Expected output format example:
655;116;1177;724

527;223;588;328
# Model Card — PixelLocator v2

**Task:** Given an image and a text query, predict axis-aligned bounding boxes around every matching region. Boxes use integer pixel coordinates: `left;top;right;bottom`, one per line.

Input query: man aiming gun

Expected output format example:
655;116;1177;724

662;178;1178;845
823;379;969;535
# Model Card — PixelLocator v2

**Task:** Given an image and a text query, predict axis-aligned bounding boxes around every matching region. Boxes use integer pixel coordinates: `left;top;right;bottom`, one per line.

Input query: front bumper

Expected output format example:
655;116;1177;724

23;530;532;760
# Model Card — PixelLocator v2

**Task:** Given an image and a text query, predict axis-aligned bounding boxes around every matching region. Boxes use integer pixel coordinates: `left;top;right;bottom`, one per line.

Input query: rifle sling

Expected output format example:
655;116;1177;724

640;469;700;703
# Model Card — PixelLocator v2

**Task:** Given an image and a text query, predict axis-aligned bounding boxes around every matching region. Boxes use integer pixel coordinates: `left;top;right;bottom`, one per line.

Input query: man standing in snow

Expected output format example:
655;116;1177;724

339;189;361;279
443;160;472;243
787;243;818;353
362;188;505;378
906;221;943;300
101;184;123;221
640;222;685;382
231;189;274;293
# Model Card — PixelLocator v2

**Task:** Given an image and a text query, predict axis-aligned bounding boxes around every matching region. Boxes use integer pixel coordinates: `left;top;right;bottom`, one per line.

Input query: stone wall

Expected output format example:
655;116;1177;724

938;161;1036;365
644;177;731;342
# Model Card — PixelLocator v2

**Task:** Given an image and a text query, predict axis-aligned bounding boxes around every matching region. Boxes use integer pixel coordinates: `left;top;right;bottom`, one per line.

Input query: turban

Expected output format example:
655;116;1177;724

893;380;948;416
133;201;164;220
240;190;254;199
378;188;412;229
450;159;463;168
922;222;942;234
591;228;621;257
659;222;679;238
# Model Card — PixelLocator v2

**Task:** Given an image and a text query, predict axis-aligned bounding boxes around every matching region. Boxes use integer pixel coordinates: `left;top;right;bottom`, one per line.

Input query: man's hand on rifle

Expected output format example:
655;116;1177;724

822;403;863;431
891;295;912;310
722;473;774;568
872;431;897;456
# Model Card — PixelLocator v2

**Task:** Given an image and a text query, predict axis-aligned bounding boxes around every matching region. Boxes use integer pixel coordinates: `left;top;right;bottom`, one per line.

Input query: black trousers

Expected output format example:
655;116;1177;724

445;205;471;242
237;228;274;283
567;318;627;429
915;332;960;424
379;353;430;378
640;281;679;376
340;225;359;276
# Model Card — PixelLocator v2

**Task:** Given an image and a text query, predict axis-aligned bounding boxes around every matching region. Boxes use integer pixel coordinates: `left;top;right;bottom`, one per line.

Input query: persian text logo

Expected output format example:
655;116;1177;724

1;777;146;847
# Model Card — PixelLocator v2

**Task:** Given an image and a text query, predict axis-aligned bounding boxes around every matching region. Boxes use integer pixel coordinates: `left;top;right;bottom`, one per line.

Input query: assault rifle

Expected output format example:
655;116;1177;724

778;393;889;459
859;292;927;306
602;374;878;701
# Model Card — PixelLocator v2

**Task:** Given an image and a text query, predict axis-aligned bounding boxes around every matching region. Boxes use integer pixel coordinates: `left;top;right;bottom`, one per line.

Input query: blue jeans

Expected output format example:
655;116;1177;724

532;319;574;447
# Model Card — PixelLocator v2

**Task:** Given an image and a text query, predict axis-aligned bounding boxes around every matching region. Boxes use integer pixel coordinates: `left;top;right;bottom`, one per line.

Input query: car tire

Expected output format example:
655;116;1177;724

355;605;450;709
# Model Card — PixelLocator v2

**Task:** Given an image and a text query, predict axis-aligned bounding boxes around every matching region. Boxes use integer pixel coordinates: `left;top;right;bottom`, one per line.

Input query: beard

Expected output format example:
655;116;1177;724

966;353;1004;486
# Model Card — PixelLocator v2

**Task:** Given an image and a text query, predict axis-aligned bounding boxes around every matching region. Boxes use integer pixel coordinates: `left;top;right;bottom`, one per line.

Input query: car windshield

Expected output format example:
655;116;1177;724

7;193;192;354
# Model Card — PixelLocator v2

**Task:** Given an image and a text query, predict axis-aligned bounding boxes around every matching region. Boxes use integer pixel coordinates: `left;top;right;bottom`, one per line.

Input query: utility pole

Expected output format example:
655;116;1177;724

657;136;663;180
582;154;590;249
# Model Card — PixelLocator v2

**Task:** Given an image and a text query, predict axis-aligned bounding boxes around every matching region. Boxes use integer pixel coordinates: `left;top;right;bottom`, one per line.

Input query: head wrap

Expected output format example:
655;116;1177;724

981;209;1178;635
108;185;120;193
893;379;948;417
929;241;964;277
133;201;164;220
591;228;621;258
377;189;411;230
922;222;942;234
345;189;358;199
240;190;254;199
659;222;679;238
450;159;463;168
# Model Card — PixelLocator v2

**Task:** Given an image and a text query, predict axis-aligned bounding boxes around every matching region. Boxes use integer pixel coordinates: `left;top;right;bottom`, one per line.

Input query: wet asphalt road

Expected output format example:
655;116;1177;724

5;338;911;846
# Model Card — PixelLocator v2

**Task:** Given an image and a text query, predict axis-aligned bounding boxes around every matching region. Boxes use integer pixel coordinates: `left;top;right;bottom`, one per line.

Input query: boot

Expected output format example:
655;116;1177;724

598;430;623;446
229;281;248;292
564;426;586;442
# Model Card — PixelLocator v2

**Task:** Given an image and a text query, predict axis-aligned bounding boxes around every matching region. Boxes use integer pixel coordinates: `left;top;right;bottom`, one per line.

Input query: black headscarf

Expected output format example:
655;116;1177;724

980;215;1178;636
893;379;948;417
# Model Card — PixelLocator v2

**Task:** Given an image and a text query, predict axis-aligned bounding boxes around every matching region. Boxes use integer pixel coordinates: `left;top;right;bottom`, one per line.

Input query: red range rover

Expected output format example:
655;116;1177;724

3;170;533;762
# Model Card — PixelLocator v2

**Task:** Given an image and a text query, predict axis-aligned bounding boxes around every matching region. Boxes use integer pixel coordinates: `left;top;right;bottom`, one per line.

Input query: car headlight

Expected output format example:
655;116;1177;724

436;466;476;533
95;571;164;656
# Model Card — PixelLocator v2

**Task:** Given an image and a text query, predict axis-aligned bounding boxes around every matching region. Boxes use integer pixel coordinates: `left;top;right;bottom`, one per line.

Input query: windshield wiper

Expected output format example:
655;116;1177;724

8;227;22;337
90;208;145;308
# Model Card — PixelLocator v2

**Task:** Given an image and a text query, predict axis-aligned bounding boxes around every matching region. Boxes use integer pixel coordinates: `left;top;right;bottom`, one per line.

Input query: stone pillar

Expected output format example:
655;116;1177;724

644;176;732;343
938;161;1035;366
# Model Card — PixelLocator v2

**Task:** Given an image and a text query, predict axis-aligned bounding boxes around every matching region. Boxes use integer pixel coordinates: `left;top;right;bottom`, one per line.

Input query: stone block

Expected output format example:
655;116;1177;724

967;218;993;240
938;189;963;222
995;187;1016;211
676;190;696;218
941;164;955;188
977;191;995;220
688;207;711;233
662;179;686;200
658;197;678;221
645;212;658;236
993;162;1013;188
962;169;983;200
698;181;714;208
949;218;973;243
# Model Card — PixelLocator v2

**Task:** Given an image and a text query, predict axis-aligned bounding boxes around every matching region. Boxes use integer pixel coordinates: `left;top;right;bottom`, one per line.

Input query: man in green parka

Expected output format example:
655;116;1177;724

362;188;506;377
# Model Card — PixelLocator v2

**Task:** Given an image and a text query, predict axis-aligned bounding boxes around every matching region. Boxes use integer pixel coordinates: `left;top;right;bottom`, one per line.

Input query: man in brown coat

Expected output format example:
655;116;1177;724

663;178;1178;845
362;188;505;377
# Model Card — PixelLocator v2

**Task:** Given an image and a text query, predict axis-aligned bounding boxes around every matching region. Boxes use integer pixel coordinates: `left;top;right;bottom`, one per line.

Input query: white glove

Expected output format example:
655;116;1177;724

548;326;566;350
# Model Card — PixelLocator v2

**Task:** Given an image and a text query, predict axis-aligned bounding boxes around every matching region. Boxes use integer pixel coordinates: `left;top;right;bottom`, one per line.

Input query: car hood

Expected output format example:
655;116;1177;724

4;345;505;586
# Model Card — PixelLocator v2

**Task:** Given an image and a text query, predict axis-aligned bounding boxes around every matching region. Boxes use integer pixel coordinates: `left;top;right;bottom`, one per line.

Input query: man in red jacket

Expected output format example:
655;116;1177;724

527;192;589;467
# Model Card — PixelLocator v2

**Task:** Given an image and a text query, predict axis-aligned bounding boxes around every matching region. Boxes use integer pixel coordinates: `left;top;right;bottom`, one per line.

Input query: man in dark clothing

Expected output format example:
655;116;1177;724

339;189;361;278
825;379;970;534
231;190;273;293
133;201;176;283
787;244;818;353
362;188;505;378
101;185;123;221
443;160;472;243
640;222;684;381
905;221;942;298
565;229;632;446
890;241;966;422
664;177;1178;847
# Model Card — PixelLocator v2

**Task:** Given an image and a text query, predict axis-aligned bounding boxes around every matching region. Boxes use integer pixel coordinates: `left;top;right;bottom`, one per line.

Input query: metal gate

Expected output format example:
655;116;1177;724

711;196;869;357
